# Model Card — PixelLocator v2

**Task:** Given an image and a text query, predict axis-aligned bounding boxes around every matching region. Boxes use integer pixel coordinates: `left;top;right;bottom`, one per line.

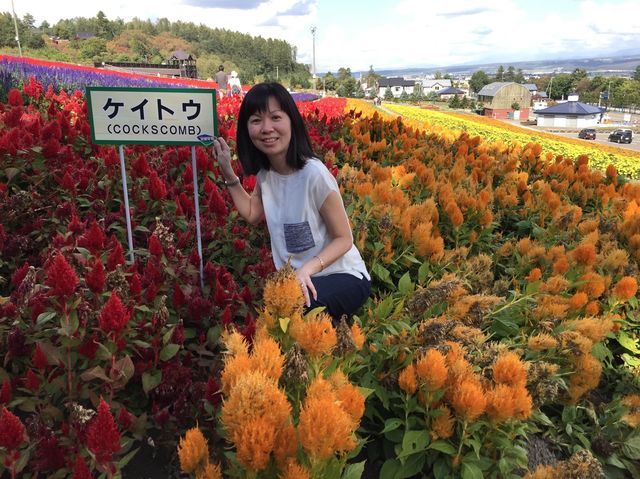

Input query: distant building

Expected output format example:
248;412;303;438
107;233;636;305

95;50;198;79
477;82;532;120
436;87;466;101
534;94;604;127
74;32;95;40
421;79;452;95
377;77;418;98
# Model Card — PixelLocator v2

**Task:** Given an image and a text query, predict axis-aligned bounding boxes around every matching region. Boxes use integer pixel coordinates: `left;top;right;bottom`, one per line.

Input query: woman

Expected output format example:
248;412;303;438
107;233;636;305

212;82;371;322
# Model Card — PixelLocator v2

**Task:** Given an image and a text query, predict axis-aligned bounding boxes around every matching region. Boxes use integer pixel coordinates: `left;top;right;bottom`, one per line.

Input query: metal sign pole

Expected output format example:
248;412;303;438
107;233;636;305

118;144;135;262
191;146;204;290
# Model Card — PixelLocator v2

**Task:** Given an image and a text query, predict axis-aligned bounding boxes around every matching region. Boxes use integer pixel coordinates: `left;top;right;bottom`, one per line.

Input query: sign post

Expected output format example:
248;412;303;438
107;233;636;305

86;87;218;289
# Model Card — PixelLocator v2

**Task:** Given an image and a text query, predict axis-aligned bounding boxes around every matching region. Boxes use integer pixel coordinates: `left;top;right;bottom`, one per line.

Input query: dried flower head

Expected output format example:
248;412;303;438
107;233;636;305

528;334;558;352
282;344;309;386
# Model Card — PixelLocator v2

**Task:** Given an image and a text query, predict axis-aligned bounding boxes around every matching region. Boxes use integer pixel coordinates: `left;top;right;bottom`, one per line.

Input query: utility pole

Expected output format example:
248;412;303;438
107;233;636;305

276;66;279;80
547;76;553;100
11;0;22;57
310;26;317;90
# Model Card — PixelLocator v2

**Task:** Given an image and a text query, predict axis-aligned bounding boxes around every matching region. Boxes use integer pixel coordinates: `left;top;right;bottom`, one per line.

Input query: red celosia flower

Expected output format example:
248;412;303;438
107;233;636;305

68;214;86;235
208;185;228;217
86;258;106;294
117;407;135;430
86;399;121;465
129;272;142;298
25;369;40;391
23;76;44;99
78;220;106;254
172;284;186;308
45;253;79;299
10;262;30;287
148;234;163;257
72;455;94;479
106;237;125;272
58;171;77;193
0;379;12;404
205;376;222;408
7;89;23;107
98;291;130;335
148;170;167;200
233;239;246;252
220;305;232;327
78;332;99;360
0;407;27;451
32;343;48;370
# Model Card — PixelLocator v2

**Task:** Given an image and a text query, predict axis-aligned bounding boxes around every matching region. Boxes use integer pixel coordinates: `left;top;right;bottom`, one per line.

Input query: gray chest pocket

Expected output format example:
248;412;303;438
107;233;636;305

284;221;315;253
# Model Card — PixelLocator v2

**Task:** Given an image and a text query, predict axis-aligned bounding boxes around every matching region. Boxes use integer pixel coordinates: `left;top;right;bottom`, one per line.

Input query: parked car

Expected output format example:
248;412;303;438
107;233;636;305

608;129;633;144
578;128;596;140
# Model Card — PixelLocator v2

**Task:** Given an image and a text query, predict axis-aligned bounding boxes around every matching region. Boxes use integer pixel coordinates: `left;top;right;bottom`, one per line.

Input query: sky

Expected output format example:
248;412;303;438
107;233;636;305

8;0;640;73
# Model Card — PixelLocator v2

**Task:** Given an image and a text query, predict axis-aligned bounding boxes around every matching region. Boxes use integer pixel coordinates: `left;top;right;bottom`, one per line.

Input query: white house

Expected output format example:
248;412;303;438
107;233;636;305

420;79;452;95
534;94;604;127
377;77;417;98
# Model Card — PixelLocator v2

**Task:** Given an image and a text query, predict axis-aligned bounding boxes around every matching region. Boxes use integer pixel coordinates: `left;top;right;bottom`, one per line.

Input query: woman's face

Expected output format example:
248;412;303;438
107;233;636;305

247;96;292;165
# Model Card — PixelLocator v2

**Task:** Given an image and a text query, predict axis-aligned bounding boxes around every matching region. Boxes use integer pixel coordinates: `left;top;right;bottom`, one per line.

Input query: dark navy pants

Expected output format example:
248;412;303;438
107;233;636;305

308;273;371;322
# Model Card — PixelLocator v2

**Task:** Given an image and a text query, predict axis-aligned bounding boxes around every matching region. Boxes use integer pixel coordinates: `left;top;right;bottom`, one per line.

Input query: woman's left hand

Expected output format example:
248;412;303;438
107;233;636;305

296;266;317;307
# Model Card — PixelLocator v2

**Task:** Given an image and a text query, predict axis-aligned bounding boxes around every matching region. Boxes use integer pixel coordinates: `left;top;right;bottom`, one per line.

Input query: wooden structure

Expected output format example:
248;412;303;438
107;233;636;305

477;82;532;120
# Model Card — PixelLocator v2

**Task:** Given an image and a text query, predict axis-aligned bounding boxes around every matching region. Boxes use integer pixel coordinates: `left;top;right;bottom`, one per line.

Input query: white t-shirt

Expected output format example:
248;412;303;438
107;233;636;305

257;158;370;280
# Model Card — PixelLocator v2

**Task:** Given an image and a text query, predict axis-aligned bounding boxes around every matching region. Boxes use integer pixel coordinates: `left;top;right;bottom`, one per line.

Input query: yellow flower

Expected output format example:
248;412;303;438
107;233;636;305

222;329;249;357
220;352;253;395
263;263;305;318
336;382;366;425
273;423;297;468
527;333;558;352
622;394;640;427
178;427;209;474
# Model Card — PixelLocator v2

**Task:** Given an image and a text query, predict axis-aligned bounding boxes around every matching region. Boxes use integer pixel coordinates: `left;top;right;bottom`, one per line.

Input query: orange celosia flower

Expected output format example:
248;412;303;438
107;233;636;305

571;243;597;267
526;268;542;282
523;465;557;479
552;257;570;275
198;463;222;479
250;336;284;383
451;379;486;422
291;312;337;357
511;385;533;419
577;272;606;299
273;423;297;468
527;334;558;352
485;384;517;423
568;292;588;311
222;329;249;357
306;377;335;401
398;364;418;395
221;371;291;440
567;354;602;403
430;406;454;440
351;323;365;350
298;395;357;461
416;349;448;391
613;276;638;301
178;427;209;474
263;264;305;319
279;460;311;479
220;353;253;395
585;301;600;316
492;352;527;388
336;383;366;425
564;317;613;343
621;395;640;427
233;416;277;473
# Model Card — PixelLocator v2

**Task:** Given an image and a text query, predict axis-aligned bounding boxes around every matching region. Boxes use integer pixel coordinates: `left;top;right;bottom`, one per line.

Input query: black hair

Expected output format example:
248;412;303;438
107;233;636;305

218;65;224;71
236;82;315;175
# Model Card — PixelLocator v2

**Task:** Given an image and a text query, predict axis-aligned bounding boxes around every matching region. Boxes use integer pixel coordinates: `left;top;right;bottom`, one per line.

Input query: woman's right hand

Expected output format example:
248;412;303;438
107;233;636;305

212;137;235;179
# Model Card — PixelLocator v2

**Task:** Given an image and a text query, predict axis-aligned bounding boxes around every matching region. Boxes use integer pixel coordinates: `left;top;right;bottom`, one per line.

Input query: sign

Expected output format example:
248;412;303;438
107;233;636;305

86;87;218;145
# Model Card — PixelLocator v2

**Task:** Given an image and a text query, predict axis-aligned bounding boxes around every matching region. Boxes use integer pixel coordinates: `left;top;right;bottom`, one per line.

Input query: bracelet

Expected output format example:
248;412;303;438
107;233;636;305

223;177;240;187
314;255;325;271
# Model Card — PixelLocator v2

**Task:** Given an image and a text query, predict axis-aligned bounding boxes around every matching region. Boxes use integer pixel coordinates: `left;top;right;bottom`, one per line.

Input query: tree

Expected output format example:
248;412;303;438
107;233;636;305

514;68;525;84
634;65;640;81
496;65;504;81
399;90;409;102
504;66;515;82
434;71;443;79
363;65;381;89
448;95;461;109
323;72;337;91
469;70;491;93
384;88;394;101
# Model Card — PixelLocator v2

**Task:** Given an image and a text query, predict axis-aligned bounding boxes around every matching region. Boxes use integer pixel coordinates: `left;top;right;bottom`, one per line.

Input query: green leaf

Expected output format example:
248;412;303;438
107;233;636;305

279;316;290;333
159;344;180;361
37;311;57;326
622;435;640;460
381;418;404;434
399;430;429;459
461;461;484;479
379;458;401;479
617;331;640;353
376;296;394;320
142;370;162;394
429;440;456;455
398;272;414;295
4;167;20;181
80;366;111;383
117;447;140;468
342;460;365;479
372;262;393;286
418;262;430;284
